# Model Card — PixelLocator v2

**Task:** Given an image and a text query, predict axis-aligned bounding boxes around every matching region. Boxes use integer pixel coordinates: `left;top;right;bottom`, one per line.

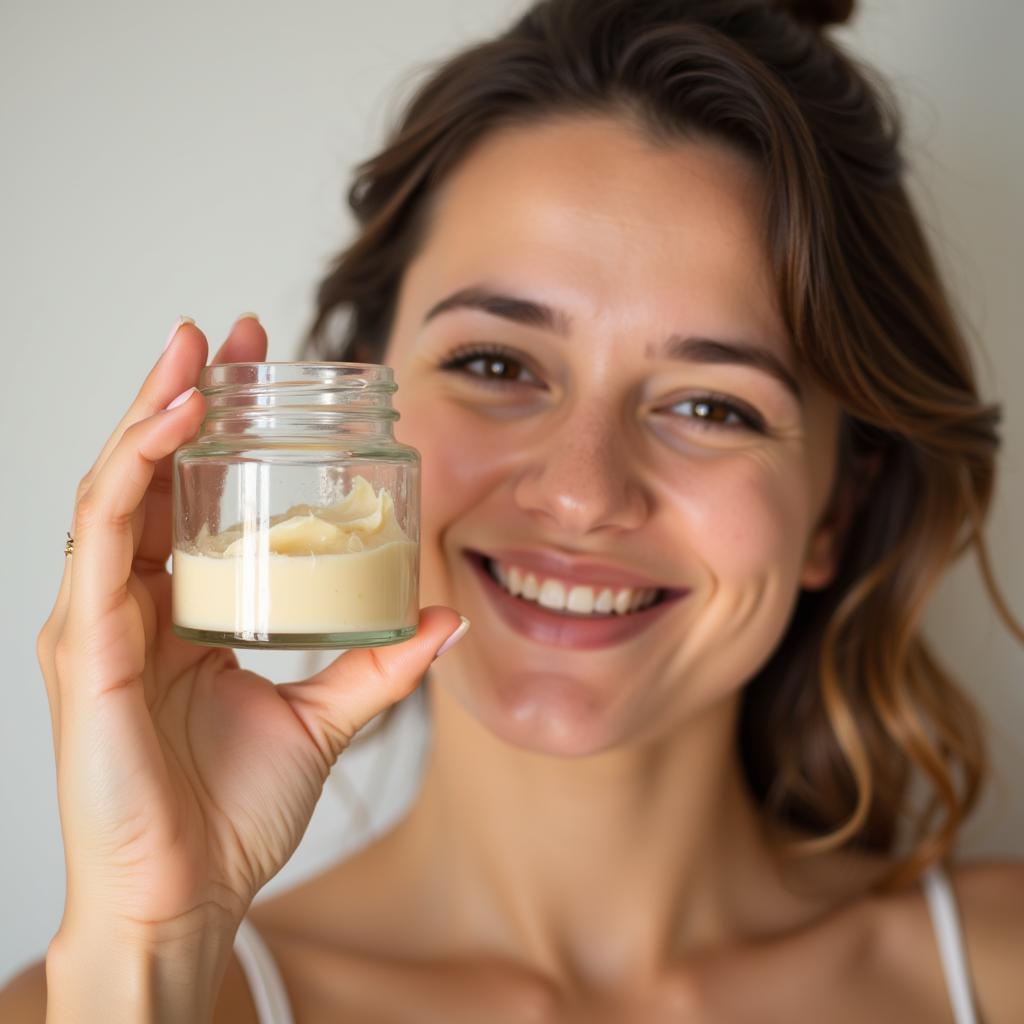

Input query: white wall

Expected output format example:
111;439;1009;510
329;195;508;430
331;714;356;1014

1;0;1021;985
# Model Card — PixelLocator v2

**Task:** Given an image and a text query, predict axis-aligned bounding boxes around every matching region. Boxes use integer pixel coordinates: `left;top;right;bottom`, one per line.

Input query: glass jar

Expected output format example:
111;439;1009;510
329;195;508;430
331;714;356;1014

171;362;419;650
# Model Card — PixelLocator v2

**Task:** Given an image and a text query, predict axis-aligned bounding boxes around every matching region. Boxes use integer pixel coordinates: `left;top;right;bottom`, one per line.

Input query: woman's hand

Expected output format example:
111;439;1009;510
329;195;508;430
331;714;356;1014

36;316;463;1018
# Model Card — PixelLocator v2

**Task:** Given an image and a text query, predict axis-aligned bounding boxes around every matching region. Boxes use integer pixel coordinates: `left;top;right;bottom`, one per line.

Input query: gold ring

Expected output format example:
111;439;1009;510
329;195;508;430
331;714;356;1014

64;532;74;557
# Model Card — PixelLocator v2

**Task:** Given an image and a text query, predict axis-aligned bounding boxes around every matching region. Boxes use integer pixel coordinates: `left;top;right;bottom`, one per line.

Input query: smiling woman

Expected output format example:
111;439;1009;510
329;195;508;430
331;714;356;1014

289;0;1023;1016
6;0;1023;1022
299;3;1007;877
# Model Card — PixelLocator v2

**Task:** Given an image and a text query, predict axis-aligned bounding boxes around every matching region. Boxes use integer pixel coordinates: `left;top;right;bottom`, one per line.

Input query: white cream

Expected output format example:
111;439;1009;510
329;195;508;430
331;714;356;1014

172;475;417;635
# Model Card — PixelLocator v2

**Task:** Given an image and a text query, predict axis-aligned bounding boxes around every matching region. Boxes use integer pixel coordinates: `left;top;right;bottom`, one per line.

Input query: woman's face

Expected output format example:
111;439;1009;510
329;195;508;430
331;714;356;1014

384;115;845;757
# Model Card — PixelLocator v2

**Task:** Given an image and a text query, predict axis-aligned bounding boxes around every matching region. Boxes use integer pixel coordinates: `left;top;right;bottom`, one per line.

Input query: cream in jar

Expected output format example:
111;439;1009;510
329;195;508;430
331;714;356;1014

172;474;417;642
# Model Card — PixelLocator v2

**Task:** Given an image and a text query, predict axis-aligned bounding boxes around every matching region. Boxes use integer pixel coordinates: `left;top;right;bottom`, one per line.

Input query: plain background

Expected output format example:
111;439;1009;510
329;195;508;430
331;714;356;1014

1;0;1021;985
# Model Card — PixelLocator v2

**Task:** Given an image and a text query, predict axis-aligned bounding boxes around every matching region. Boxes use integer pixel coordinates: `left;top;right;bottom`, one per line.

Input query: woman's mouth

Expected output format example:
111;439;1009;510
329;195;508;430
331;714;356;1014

463;550;689;650
487;557;662;614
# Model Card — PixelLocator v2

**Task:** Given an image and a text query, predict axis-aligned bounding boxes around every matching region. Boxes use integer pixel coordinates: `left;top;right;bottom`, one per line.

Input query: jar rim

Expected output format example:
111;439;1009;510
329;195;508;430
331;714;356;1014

199;361;395;390
206;361;388;368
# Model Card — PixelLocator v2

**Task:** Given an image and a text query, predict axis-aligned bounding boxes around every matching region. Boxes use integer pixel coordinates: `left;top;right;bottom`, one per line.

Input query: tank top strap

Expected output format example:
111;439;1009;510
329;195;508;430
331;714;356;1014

233;917;296;1024
920;864;979;1024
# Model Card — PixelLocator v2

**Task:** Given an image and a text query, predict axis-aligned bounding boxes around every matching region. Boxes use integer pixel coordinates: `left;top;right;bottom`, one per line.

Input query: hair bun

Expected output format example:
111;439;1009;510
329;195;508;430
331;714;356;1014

773;0;856;29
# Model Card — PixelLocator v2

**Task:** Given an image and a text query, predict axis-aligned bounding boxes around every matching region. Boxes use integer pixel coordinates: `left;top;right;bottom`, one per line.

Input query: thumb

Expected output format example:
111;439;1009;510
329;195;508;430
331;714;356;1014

277;606;468;764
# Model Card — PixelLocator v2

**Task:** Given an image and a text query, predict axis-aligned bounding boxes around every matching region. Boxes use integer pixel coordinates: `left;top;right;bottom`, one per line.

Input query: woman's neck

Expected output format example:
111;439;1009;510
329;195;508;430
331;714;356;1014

385;676;821;992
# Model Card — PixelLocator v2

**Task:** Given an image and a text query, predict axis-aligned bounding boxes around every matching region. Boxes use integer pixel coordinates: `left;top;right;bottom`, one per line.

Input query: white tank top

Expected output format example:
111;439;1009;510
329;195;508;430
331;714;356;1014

232;863;978;1023
233;917;296;1024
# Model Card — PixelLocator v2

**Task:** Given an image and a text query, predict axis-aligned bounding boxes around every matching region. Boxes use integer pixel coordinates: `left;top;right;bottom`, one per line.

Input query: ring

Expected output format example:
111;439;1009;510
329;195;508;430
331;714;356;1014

64;531;74;557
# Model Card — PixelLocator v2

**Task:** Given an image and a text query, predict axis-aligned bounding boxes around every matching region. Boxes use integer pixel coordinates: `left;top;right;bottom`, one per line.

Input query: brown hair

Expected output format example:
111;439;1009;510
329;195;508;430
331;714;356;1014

299;0;1021;888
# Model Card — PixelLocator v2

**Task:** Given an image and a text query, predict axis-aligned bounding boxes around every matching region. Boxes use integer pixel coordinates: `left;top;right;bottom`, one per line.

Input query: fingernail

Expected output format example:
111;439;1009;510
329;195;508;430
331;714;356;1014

434;616;470;660
236;312;260;324
164;315;195;351
165;386;197;410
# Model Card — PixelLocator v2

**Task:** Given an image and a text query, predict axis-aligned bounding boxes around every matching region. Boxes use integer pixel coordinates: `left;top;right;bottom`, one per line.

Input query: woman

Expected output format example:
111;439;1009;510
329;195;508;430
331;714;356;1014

5;0;1023;1019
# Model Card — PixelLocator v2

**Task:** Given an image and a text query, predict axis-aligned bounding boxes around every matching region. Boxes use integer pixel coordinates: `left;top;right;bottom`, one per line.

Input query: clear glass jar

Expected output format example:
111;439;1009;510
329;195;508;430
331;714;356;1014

171;362;419;650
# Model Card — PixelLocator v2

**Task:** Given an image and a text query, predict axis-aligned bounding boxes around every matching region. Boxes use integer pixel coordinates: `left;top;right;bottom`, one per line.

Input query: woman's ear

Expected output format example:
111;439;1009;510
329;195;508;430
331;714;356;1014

799;451;883;592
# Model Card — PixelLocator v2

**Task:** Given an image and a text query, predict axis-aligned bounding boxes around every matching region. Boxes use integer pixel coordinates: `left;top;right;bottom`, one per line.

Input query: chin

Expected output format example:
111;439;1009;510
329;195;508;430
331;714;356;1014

452;668;634;758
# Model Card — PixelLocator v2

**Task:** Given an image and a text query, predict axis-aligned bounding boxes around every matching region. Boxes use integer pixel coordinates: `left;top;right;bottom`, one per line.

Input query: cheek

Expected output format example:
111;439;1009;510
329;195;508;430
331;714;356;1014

668;453;814;586
394;398;508;585
638;455;818;729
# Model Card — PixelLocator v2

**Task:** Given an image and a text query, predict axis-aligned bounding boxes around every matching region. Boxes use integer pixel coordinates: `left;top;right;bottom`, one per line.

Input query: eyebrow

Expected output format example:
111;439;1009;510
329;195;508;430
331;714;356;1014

423;286;802;404
658;334;803;405
424;286;571;335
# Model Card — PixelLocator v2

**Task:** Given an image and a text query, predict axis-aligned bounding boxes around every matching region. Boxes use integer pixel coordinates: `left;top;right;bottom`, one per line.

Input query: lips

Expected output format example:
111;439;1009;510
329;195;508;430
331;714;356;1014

463;549;689;650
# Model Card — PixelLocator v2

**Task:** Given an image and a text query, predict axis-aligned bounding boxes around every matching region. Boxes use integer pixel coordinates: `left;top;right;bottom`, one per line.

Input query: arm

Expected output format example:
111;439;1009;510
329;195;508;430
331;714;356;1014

0;936;260;1024
43;909;235;1024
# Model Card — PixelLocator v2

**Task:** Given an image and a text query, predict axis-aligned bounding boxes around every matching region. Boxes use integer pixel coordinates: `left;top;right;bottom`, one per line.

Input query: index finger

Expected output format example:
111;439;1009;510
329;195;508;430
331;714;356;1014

81;313;267;500
65;388;206;684
132;315;269;570
50;319;210;644
79;318;208;495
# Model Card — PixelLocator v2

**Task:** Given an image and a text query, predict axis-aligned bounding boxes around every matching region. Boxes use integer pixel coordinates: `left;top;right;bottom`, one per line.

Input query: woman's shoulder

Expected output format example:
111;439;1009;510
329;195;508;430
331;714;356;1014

722;854;1024;1023
945;860;1024;1023
862;859;1024;1024
0;958;47;1021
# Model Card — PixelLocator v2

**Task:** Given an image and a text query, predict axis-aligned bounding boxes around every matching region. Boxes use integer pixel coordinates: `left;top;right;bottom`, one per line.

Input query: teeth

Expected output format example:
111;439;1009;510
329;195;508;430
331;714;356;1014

508;565;524;596
538;579;567;610
486;559;661;617
566;585;595;613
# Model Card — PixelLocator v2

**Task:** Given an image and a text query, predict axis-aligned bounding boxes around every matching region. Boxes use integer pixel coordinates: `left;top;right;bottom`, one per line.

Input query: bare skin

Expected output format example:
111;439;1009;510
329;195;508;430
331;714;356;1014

3;116;1022;1022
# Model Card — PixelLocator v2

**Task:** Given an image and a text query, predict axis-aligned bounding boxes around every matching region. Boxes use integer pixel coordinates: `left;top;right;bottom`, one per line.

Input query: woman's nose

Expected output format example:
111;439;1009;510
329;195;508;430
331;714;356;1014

512;413;650;535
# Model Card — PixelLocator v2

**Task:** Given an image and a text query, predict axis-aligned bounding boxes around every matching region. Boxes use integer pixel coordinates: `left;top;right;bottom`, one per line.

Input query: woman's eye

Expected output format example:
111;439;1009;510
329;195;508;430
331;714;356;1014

439;345;541;387
663;395;764;433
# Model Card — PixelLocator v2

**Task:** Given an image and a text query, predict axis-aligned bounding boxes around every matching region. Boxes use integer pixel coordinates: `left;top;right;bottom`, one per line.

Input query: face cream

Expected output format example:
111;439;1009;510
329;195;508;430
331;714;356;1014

171;363;419;650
